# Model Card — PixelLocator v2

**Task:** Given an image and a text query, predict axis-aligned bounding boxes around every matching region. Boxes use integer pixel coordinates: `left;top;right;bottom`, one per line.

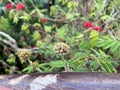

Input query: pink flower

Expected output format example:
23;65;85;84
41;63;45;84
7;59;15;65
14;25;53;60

93;26;102;31
16;3;25;10
41;18;47;23
84;21;93;28
6;3;13;10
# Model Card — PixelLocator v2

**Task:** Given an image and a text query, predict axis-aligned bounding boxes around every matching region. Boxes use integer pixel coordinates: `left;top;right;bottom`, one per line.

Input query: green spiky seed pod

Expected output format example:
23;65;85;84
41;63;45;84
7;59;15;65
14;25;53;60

54;42;70;55
16;49;31;60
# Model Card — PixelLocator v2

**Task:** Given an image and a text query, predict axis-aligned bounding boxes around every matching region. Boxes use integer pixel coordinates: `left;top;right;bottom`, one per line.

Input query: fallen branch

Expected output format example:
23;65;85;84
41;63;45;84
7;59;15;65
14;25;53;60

0;72;120;90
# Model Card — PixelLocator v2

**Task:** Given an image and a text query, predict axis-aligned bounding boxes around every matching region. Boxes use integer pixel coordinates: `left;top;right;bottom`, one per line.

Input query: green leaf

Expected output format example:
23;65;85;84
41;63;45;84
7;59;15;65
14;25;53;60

99;59;111;72
9;9;16;19
79;40;90;52
75;67;89;72
56;25;68;40
6;54;16;65
50;60;67;68
36;40;41;47
21;23;29;31
13;15;19;24
44;26;52;32
101;15;109;20
102;40;114;49
110;41;120;52
89;30;99;47
22;66;33;73
0;17;10;30
67;1;73;8
33;31;41;41
23;13;31;21
92;49;117;73
106;62;117;73
89;30;99;39
99;59;116;73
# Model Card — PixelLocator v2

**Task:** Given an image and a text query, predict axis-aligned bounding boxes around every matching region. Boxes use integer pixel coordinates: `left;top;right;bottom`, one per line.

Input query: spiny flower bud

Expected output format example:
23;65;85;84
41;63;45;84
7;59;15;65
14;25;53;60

16;49;31;60
32;61;39;69
54;42;70;55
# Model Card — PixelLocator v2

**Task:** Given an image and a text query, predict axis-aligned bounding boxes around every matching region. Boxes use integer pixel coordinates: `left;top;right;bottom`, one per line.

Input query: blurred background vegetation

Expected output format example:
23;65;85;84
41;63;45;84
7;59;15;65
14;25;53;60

0;0;120;74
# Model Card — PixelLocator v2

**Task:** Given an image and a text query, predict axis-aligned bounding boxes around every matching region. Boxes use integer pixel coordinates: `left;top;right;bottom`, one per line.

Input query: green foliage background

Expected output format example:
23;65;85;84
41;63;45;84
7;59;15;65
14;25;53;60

0;0;120;74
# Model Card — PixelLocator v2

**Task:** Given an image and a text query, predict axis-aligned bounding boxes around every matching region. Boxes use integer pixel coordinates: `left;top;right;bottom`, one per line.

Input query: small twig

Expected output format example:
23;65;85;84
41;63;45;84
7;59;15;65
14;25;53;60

0;31;16;44
0;31;18;51
0;31;40;53
29;47;39;53
0;60;21;74
0;38;17;51
29;0;69;23
103;6;120;33
0;60;10;68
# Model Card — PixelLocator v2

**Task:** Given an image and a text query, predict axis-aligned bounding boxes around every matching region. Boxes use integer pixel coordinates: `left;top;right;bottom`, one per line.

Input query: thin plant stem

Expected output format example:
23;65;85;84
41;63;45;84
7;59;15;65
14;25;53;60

0;60;21;74
61;54;72;72
61;54;67;71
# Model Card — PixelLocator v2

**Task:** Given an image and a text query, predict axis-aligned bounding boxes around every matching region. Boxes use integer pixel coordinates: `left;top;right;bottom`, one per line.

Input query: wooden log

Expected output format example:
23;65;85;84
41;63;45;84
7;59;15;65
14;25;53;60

0;72;120;90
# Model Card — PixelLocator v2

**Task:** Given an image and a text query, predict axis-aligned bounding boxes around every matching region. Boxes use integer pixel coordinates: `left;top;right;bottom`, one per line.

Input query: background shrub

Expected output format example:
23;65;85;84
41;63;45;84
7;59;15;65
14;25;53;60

0;0;120;74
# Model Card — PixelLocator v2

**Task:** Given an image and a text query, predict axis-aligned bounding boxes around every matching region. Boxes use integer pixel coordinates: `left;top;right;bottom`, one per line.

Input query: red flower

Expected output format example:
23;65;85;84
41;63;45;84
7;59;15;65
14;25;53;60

84;21;93;28
16;3;25;10
93;26;102;31
6;3;13;10
41;18;47;23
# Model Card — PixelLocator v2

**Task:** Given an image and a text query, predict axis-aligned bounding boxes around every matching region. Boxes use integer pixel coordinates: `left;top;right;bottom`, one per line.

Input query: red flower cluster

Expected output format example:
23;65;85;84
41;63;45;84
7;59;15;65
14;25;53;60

84;21;102;32
6;3;25;10
6;3;13;10
41;18;47;23
16;3;25;10
93;26;102;32
84;21;93;28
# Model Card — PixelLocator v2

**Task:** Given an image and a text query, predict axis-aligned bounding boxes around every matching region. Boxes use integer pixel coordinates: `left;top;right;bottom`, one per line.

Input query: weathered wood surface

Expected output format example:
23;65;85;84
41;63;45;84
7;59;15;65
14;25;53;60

0;72;120;90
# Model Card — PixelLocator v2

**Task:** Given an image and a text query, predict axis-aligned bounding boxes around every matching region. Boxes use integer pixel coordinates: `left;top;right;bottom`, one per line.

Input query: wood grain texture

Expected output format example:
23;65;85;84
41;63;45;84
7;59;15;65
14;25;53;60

0;72;120;90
